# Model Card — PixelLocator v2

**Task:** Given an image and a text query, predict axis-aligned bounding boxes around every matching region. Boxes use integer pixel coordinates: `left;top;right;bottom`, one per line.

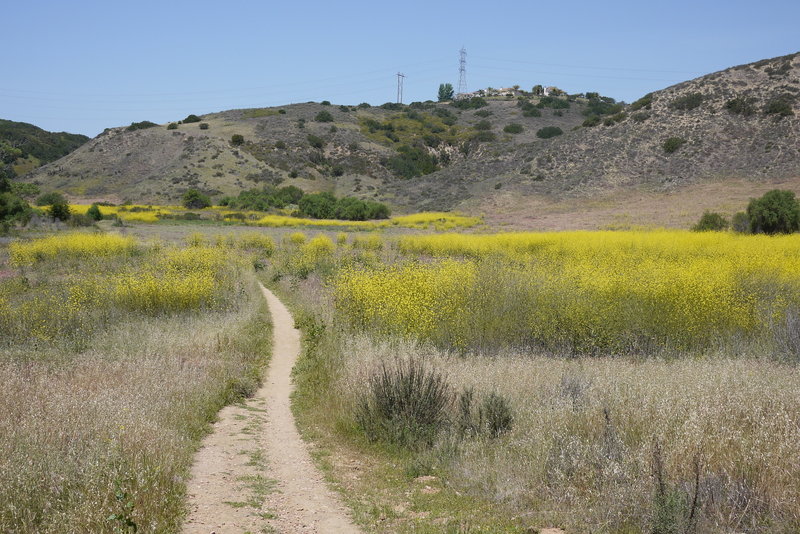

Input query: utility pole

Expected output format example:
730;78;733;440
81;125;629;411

396;72;405;104
457;47;468;96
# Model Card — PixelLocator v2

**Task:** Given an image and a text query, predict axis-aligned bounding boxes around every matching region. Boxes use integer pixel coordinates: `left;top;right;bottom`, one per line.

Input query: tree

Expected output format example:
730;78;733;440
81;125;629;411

182;189;211;209
48;198;71;222
86;203;103;221
747;189;800;234
532;84;544;96
298;192;337;219
438;83;454;102
692;211;729;231
231;134;244;146
314;110;334;122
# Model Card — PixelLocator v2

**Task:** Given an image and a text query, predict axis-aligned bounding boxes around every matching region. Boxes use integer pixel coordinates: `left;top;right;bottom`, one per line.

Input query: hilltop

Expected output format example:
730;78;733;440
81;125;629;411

0;119;89;179
19;52;800;228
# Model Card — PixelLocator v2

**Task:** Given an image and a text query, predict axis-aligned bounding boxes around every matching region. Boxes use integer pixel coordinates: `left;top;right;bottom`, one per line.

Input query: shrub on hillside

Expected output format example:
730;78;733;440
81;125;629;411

47;199;71;222
384;145;438;178
692;211;729;231
182;189;211;209
307;134;325;149
668;92;704;111
724;96;756;116
536;96;570;110
583;115;601;127
474;120;492;131
764;98;794;117
167;123;178;130
231;134;245;146
298;192;336;219
473;131;497;142
126;121;158;131
86;203;103;221
747;189;800;234
452;97;487;110
314;110;334;122
320;100;331;106
629;93;654;111
274;140;286;149
663;137;686;154
35;191;68;207
504;123;524;134
199;123;209;130
183;114;202;123
536;126;563;139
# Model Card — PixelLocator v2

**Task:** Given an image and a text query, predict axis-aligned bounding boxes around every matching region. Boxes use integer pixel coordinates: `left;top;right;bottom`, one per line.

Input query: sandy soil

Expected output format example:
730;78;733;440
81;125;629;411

182;284;359;534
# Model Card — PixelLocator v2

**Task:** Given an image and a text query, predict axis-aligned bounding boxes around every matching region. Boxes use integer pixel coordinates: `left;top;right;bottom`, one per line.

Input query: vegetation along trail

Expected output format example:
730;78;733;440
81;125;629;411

183;284;359;534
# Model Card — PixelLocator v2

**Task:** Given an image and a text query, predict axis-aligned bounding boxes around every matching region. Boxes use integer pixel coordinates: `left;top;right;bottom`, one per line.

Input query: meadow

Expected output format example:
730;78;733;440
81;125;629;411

265;229;800;533
0;231;273;533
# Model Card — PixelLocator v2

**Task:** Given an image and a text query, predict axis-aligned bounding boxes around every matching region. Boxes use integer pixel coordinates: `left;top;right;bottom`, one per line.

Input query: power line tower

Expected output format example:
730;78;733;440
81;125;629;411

396;72;406;104
457;47;468;96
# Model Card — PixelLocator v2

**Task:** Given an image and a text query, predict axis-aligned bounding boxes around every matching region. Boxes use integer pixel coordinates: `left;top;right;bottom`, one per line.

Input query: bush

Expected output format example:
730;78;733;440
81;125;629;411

536;126;563;139
536;96;570;110
474;109;491;117
629;93;654;111
320;100;331;106
474;120;492;131
183;114;201;123
167;123;178;130
523;108;542;118
668;92;704;111
298;192;336;219
472;131;496;142
307;134;325;149
663;137;687;154
384;145;438;178
182;189;211;209
35;191;67;207
86;203;103;221
583;115;601;127
356;359;453;449
47;199;71;222
747;189;800;234
199;123;209;130
503;123;523;134
125;121;158;131
274;140;286;149
67;213;95;227
764;98;794;117
0;189;31;227
231;134;244;146
451;97;487;110
732;211;750;233
479;392;514;437
314;110;334;122
724;97;756;116
692;211;729;231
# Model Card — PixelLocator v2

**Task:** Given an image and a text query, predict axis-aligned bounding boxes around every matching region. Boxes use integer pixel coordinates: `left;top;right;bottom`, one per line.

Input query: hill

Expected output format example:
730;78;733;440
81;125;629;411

21;52;800;227
0;120;89;179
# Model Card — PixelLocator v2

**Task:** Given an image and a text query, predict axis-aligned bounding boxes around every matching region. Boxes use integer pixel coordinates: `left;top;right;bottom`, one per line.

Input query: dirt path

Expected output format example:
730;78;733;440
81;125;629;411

182;284;360;534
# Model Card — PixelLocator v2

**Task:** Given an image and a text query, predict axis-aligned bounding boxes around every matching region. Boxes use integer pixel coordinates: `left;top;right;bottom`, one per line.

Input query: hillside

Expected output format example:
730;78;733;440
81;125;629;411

22;52;800;227
0;120;89;178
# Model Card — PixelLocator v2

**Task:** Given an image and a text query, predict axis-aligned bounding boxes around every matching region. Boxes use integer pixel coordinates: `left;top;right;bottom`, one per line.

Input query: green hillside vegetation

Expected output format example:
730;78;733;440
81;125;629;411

0;119;88;179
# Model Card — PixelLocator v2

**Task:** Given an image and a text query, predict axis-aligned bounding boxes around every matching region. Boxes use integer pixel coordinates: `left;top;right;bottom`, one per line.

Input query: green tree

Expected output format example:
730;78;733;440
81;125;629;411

438;83;454;102
298;192;337;219
183;114;202;123
532;85;544;96
231;134;244;146
692;211;729;231
747;189;800;234
182;189;211;209
35;191;67;206
314;110;334;122
48;198;71;222
86;203;103;221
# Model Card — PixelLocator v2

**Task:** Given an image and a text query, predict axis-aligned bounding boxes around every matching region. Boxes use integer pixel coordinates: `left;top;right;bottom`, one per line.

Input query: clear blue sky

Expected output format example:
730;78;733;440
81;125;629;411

2;0;797;137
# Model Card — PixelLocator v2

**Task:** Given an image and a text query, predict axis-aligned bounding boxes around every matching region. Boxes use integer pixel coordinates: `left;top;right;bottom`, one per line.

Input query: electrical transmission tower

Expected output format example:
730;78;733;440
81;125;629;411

457;47;468;96
396;72;406;104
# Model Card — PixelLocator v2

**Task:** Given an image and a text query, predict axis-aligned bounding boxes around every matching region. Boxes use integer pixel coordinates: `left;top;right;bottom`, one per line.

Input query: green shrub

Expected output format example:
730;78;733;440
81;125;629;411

668;92;704;111
503;123;523;134
314;110;334;122
9;182;39;198
629;93;654;111
166;123;178;130
731;211;750;233
298;192;336;219
183;114;201;123
584;96;621;116
356;359;453;449
231;134;244;146
320;100;331;106
536;96;570;110
724;97;756;116
536;126;563;139
86;203;103;221
663;137;687;154
474;120;492;131
338;105;350;113
182;189;211;209
472;131;497;142
47;199;71;222
474;109;491;117
307;134;325;149
747;189;800;234
278;109;286;114
692;211;729;232
764;98;794;117
523;108;542;118
632;112;651;122
67;213;95;227
385;145;438;178
583;115;601;127
274;140;286;149
35;191;67;206
199;123;209;130
357;102;371;109
480;392;514;437
125;121;158;131
451;97;487;110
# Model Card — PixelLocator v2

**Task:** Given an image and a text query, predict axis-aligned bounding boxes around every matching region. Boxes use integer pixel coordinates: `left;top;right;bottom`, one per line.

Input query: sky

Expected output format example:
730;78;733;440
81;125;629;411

2;0;798;137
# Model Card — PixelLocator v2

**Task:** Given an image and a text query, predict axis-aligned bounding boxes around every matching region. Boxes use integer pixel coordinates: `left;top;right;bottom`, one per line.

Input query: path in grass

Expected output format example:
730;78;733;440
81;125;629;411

182;284;359;534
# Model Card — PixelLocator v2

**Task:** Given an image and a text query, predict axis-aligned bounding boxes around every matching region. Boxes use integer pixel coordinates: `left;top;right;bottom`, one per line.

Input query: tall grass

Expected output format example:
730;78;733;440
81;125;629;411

0;233;271;533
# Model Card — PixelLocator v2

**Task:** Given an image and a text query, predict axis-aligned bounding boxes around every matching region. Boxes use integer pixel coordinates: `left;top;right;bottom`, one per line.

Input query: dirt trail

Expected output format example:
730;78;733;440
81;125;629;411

182;284;360;534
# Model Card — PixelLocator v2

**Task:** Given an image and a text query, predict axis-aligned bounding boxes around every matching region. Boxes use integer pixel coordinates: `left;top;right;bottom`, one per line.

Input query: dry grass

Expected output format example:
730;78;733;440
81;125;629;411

0;236;271;533
335;336;800;533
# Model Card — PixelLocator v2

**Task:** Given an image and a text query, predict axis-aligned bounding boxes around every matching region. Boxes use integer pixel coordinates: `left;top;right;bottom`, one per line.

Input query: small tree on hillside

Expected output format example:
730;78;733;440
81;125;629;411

692;211;729;232
747;189;800;234
86;203;103;221
438;83;454;102
182;189;211;209
48;198;71;222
